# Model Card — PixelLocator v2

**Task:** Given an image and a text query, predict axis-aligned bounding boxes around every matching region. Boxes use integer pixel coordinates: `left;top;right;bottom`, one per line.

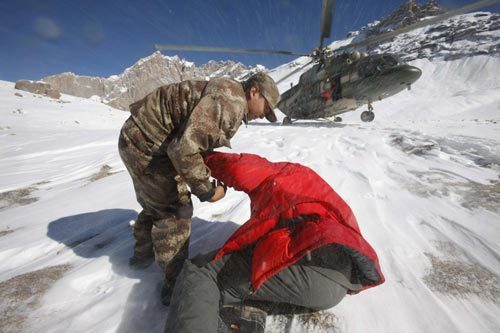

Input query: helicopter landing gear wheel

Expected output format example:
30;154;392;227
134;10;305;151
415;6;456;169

361;111;375;122
361;104;375;122
334;116;342;122
282;116;292;125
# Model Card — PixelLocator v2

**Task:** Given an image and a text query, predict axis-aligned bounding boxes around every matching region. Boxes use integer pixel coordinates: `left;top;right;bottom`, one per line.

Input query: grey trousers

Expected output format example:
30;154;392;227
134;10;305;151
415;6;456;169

164;249;347;333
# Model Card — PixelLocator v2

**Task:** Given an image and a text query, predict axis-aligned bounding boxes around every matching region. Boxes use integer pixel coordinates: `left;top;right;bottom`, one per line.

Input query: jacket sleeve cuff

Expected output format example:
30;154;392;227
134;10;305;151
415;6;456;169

197;186;216;202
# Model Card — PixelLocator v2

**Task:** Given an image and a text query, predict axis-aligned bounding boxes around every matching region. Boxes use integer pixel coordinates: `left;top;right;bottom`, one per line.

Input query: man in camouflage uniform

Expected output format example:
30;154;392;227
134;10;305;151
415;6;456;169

118;72;280;304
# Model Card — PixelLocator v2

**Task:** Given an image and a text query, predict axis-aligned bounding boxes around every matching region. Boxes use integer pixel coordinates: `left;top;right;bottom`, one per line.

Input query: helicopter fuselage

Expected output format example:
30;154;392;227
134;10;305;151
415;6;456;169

277;53;422;120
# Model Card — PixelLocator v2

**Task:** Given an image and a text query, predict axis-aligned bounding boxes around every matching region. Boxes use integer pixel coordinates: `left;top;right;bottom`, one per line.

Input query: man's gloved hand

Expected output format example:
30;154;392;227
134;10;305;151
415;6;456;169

209;180;227;202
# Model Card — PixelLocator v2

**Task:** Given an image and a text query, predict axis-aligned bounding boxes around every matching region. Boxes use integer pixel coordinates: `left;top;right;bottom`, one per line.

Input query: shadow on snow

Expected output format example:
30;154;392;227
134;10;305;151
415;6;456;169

47;209;240;333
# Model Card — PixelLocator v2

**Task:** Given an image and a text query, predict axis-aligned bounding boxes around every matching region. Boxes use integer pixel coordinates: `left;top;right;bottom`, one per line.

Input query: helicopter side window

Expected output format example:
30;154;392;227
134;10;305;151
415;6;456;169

349;70;360;82
360;60;378;77
340;74;349;85
320;76;341;101
318;81;326;95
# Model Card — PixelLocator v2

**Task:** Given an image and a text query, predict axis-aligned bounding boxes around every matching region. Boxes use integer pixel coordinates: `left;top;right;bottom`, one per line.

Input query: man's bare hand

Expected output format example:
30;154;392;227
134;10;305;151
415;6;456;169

209;185;226;202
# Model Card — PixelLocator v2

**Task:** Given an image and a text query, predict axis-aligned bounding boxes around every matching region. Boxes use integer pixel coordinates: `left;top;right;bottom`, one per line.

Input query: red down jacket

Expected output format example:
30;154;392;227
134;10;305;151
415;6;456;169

204;152;384;293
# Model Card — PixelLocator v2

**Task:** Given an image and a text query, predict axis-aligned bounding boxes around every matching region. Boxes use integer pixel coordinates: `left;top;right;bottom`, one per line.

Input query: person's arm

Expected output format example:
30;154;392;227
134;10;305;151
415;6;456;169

167;94;241;202
204;152;286;194
203;152;242;190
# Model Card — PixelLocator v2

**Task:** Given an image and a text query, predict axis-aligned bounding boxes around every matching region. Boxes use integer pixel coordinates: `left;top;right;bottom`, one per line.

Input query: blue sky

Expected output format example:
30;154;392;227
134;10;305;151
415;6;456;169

1;0;498;81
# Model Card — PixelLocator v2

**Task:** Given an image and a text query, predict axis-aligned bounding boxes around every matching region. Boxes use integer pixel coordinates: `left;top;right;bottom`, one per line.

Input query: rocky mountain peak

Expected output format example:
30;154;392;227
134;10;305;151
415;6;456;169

368;0;445;36
344;1;500;62
41;52;263;111
368;10;500;61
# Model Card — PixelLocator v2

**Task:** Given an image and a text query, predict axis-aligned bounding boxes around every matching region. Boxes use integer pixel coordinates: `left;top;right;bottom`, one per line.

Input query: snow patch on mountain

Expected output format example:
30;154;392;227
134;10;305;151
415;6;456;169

345;4;500;62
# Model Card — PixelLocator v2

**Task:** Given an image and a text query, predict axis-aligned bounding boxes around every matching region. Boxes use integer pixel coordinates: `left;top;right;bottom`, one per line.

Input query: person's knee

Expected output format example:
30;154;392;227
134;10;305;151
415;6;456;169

176;260;217;291
151;223;189;268
306;283;347;310
152;216;191;236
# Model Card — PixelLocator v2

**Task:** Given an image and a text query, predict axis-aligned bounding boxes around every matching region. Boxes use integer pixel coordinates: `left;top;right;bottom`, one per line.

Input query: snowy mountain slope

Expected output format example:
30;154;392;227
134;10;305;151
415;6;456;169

1;45;499;332
2;5;500;331
340;55;500;125
353;10;500;61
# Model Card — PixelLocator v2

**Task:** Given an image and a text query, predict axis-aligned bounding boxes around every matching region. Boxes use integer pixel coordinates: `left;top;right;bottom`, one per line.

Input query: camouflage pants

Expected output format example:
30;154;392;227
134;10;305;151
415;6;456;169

118;117;193;284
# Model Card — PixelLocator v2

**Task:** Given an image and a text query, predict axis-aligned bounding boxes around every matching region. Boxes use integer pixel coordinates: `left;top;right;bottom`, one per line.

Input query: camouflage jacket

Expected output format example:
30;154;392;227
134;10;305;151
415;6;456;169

129;78;247;201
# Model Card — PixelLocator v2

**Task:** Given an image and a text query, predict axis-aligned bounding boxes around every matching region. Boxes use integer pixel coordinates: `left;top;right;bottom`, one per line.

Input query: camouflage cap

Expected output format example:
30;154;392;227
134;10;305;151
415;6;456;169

247;72;280;123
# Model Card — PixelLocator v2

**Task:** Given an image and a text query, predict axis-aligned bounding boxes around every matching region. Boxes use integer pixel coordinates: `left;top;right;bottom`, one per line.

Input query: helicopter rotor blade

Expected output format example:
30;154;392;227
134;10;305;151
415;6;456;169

319;0;335;49
155;44;308;57
276;59;315;85
333;0;500;53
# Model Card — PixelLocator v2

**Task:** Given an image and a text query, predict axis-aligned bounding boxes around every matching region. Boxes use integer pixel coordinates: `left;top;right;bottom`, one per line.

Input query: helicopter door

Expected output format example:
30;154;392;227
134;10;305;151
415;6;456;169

320;75;342;101
320;79;333;100
333;75;342;101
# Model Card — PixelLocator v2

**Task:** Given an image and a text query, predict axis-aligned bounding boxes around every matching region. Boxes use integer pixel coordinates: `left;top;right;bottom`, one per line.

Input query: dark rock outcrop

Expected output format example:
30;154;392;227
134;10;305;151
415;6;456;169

14;80;61;99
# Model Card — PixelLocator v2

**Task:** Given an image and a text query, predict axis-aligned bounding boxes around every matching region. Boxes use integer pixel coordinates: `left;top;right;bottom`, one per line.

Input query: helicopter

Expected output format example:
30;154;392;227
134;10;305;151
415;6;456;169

156;0;500;124
277;51;422;124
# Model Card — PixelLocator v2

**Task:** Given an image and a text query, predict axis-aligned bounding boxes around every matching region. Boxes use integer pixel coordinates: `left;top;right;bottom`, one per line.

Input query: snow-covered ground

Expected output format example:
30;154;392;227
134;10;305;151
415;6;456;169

1;53;499;333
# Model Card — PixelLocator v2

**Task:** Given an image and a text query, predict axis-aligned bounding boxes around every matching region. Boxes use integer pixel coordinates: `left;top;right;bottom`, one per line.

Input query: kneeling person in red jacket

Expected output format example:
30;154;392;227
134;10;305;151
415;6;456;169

165;152;385;333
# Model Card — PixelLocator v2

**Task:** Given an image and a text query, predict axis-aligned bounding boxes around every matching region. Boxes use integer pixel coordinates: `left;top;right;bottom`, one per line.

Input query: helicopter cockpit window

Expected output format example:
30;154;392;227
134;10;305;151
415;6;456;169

360;60;379;77
389;54;404;64
382;55;398;67
375;56;398;72
361;55;400;76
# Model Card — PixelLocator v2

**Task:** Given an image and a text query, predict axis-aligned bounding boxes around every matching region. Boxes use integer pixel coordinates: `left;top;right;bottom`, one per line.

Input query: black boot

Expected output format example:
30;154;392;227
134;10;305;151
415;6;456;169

161;280;175;306
128;254;154;270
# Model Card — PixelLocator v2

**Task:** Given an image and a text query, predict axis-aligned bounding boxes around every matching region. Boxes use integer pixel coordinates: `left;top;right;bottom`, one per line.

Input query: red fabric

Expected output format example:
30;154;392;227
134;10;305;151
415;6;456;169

320;89;333;100
204;152;384;292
